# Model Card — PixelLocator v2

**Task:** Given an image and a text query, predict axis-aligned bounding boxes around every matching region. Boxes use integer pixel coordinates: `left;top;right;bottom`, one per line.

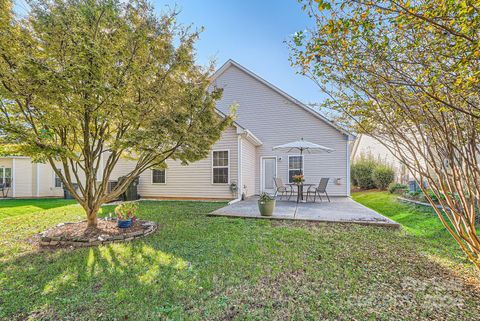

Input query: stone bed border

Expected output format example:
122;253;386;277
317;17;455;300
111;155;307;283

397;196;448;210
39;220;157;247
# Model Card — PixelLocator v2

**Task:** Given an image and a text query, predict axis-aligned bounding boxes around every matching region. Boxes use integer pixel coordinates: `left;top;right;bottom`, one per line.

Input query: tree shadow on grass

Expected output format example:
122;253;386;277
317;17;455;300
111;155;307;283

0;240;202;320
1;218;480;321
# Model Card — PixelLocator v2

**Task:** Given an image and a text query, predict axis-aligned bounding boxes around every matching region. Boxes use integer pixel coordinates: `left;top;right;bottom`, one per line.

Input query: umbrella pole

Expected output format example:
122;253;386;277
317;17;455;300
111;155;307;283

300;148;303;175
294;148;303;218
300;148;304;209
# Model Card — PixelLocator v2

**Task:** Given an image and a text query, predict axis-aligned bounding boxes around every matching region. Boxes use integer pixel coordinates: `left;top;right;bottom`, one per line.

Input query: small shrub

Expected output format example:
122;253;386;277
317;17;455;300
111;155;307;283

405;190;422;201
352;153;398;190
115;202;138;220
372;165;395;190
403;189;445;203
351;165;358;186
352;159;376;189
388;182;408;194
259;192;275;202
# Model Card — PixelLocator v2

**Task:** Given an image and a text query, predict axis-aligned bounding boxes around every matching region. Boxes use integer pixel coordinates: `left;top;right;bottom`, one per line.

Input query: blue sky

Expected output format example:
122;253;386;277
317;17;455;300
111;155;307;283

153;0;323;104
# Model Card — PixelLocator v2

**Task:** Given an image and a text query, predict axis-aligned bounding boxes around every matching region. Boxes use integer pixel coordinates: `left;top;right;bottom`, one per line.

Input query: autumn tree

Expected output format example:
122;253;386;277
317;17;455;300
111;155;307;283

0;0;231;227
290;0;480;269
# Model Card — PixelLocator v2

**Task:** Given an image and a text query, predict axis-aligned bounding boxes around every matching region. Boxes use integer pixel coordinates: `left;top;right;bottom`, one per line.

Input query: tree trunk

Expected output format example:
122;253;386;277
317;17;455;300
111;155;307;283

86;207;99;227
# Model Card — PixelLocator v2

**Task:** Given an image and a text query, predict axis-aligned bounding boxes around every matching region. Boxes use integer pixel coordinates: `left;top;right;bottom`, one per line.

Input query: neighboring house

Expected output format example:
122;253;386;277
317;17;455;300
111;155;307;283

350;134;412;183
0;156;64;198
0;60;354;200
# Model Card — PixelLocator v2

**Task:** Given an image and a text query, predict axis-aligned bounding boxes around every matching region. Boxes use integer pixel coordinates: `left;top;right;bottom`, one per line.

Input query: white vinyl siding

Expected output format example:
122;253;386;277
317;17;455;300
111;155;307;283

213;64;350;196
13;158;34;197
37;162;64;197
110;126;239;199
241;138;257;197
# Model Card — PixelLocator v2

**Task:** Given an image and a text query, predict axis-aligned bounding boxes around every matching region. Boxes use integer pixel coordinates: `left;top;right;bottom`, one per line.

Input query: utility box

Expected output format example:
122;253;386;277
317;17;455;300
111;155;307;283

408;180;420;193
118;176;140;201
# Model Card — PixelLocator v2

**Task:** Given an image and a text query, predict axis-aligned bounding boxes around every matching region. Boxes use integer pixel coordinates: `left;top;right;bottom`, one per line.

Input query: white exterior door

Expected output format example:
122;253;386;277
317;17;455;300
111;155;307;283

262;157;277;194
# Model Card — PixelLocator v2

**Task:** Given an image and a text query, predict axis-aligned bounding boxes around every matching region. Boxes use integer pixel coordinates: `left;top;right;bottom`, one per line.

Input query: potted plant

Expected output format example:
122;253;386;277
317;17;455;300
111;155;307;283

292;174;305;184
115;202;138;228
258;192;276;216
229;182;238;196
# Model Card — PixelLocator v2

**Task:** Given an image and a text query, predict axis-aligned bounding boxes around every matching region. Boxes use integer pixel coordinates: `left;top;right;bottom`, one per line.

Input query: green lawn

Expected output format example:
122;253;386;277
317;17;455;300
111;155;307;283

0;194;479;320
352;191;471;263
0;198;76;220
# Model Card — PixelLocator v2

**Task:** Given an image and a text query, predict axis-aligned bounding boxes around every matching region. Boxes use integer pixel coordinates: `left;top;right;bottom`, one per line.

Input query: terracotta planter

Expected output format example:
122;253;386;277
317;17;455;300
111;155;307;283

258;199;276;216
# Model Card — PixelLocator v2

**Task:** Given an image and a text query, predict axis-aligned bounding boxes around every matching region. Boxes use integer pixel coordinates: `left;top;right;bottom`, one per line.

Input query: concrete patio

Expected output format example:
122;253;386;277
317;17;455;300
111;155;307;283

209;196;400;228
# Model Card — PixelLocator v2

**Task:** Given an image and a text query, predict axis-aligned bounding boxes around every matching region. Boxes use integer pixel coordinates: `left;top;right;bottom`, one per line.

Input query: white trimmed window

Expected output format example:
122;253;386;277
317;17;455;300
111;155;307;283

152;169;166;184
212;150;229;184
54;169;62;188
288;155;303;183
0;167;12;187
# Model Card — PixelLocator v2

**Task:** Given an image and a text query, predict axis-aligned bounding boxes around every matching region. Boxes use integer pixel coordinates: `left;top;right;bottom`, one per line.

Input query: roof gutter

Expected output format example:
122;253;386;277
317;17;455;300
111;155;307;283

0;155;30;159
237;128;262;146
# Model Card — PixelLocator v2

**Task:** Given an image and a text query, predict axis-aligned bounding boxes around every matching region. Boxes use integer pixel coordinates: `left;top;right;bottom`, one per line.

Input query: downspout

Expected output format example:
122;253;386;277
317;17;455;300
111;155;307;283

346;136;351;197
12;158;16;198
228;134;243;205
36;163;40;197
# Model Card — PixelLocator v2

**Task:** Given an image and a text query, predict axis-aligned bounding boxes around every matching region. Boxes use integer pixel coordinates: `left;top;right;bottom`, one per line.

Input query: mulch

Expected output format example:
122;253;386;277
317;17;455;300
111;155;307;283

42;219;145;239
37;219;158;248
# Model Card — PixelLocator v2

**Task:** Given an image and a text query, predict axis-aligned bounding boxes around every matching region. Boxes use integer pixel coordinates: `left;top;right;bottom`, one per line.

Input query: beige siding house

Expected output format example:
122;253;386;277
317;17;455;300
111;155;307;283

109;125;258;199
0;60;353;200
213;60;353;197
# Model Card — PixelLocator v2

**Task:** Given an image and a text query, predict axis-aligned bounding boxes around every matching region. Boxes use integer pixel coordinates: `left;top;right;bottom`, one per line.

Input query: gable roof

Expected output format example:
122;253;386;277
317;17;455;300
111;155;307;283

211;59;355;140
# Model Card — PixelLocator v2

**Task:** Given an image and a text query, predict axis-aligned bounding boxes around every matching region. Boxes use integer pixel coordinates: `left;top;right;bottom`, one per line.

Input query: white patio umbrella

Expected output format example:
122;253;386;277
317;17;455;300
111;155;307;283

272;138;334;175
272;138;334;156
273;138;334;211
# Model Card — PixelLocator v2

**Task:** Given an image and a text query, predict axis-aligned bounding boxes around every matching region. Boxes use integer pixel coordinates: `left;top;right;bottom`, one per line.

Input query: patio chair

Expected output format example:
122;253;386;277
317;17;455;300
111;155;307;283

306;178;330;202
273;177;293;200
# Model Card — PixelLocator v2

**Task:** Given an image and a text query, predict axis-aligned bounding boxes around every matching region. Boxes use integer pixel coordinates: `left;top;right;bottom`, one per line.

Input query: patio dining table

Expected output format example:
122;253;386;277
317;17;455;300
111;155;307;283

290;183;315;203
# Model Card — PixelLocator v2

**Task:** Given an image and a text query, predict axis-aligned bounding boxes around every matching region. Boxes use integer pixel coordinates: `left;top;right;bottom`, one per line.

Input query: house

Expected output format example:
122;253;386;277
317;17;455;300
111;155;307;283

0;157;64;198
0;60;354;200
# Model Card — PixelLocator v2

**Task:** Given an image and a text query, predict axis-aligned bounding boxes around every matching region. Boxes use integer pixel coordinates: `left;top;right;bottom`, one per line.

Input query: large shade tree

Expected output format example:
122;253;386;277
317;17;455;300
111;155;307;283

0;0;231;227
290;0;480;269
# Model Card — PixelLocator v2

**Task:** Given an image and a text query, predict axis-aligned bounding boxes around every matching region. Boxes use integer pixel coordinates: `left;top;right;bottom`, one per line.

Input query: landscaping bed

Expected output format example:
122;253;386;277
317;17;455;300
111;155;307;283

40;219;157;247
398;192;480;225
